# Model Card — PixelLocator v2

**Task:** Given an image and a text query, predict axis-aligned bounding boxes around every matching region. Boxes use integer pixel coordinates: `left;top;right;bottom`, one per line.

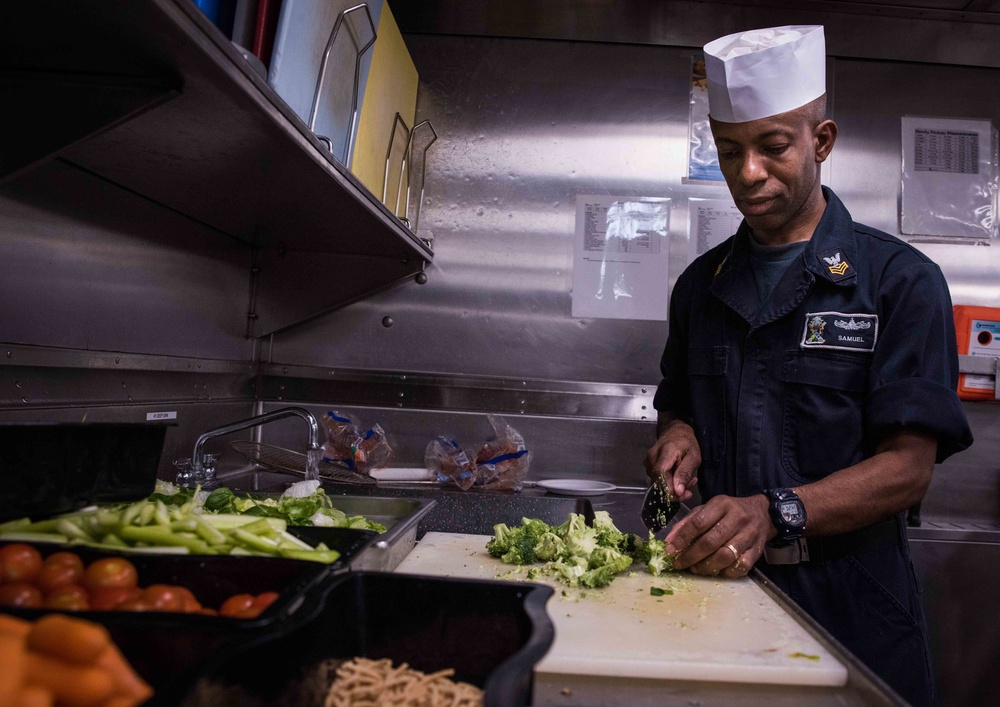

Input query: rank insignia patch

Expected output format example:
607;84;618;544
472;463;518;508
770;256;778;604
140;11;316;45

817;249;854;281
801;312;878;351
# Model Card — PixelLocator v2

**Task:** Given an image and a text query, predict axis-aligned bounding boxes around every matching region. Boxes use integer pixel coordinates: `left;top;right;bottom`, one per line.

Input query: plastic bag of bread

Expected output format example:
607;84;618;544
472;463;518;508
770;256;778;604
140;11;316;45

320;411;394;475
424;436;478;490
474;414;531;491
424;414;531;491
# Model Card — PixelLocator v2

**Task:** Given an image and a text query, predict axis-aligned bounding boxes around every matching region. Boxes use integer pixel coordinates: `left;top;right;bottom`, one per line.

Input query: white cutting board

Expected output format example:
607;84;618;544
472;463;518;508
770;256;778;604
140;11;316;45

395;533;847;687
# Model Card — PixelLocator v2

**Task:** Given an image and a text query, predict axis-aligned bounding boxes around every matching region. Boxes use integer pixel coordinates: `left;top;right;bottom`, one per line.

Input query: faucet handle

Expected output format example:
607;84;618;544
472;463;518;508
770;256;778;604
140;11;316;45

173;453;219;487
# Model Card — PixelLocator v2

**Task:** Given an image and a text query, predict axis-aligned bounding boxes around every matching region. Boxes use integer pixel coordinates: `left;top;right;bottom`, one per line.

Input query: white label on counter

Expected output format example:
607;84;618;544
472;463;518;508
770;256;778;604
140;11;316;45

146;411;177;421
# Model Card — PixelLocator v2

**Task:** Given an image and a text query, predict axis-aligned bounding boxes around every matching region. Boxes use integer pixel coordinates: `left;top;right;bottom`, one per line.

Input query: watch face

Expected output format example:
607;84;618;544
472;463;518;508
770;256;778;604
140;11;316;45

779;499;805;526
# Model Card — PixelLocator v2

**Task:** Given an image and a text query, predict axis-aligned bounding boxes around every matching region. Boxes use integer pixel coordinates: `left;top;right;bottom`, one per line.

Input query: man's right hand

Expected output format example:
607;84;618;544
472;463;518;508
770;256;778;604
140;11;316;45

644;416;701;502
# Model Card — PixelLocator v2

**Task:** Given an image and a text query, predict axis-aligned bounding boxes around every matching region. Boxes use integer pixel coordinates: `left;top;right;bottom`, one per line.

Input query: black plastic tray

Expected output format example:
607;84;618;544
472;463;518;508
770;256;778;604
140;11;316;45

174;571;555;707
0;422;168;522
0;529;377;697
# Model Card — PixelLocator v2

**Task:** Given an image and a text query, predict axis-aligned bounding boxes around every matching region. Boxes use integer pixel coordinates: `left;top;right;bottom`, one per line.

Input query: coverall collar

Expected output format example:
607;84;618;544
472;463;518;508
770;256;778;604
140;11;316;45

709;186;858;327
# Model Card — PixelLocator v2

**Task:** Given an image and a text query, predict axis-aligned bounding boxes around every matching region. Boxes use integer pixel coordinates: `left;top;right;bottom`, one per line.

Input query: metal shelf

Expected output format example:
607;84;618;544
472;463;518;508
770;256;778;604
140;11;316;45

0;0;432;335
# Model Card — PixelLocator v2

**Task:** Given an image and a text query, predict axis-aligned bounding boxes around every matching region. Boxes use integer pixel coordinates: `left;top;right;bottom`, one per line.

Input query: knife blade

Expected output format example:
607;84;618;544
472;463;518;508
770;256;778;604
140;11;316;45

641;474;681;534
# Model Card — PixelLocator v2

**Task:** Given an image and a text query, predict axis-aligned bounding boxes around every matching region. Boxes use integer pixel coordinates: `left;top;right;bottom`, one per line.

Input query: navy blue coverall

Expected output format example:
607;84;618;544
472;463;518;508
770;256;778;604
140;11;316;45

653;187;973;706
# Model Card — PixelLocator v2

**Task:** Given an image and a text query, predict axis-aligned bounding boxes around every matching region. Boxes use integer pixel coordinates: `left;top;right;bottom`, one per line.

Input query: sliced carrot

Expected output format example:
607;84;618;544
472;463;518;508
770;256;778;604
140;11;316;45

94;642;154;703
24;652;116;707
14;685;54;707
0;613;31;638
26;614;110;665
0;633;28;706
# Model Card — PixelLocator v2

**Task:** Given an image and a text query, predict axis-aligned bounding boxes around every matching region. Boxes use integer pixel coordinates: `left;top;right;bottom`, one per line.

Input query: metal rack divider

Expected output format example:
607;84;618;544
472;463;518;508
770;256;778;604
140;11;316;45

308;3;377;166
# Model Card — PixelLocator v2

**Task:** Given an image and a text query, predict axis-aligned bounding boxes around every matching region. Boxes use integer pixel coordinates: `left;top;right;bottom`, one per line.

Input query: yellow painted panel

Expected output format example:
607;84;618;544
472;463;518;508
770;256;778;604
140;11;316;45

349;2;418;218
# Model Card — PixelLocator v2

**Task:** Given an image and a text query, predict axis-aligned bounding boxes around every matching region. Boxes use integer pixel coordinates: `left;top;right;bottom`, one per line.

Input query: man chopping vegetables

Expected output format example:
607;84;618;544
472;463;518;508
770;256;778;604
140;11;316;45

645;25;972;706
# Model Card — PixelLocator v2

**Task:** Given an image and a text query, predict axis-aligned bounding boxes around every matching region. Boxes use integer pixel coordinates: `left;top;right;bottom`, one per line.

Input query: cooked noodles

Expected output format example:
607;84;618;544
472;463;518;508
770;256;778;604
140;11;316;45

323;657;484;707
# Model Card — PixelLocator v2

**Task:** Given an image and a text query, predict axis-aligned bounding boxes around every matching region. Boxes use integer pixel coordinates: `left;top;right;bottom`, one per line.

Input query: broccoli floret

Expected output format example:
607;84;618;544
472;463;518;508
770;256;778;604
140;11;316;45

533;531;566;561
549;559;586;587
642;536;675;576
579;563;621;588
487;523;516;558
554;512;589;538
617;532;644;557
588;546;634;575
592;511;627;549
498;517;552;565
562;520;598;559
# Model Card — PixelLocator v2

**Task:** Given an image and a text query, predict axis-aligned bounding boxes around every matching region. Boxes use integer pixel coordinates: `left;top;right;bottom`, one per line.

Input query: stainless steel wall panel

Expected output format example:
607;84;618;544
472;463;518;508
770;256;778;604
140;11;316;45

0;161;253;360
831;59;1000;307
0;347;255;411
259;364;655;421
270;36;699;383
921;402;1000;525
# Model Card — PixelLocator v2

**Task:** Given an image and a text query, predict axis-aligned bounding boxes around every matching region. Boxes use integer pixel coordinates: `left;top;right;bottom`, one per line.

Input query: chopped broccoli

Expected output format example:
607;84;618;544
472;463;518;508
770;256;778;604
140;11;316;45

592;511;625;548
562;514;598;559
642;536;674;576
534;531;566;561
588;546;634;575
490;517;551;565
579;563;622;588
617;532;644;557
487;511;672;589
549;559;586;586
487;522;516;558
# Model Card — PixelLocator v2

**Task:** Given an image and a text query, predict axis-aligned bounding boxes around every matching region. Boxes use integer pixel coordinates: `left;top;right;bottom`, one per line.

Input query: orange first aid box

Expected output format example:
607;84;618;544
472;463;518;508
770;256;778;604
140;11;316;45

954;305;1000;401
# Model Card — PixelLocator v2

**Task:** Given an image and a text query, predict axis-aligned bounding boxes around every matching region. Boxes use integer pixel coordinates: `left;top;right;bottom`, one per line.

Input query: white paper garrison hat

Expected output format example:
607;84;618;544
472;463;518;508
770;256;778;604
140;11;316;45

704;25;826;123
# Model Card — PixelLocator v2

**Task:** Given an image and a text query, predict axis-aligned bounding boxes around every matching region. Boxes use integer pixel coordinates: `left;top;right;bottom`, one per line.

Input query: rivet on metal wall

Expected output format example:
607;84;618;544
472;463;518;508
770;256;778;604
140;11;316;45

6;351;12;358
14;381;21;389
641;388;647;394
415;272;428;285
382;316;394;328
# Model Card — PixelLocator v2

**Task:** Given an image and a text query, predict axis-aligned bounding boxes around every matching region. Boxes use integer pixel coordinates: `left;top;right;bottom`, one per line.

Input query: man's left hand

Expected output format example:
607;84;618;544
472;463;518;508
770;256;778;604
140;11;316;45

664;494;774;578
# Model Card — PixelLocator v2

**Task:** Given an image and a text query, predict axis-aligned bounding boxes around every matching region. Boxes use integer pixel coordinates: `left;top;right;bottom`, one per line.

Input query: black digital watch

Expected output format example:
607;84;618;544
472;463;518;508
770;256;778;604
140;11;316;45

765;487;807;546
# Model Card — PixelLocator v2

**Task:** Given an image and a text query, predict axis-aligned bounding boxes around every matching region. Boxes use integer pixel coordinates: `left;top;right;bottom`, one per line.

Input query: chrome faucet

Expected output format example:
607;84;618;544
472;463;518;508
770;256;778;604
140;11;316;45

174;406;321;486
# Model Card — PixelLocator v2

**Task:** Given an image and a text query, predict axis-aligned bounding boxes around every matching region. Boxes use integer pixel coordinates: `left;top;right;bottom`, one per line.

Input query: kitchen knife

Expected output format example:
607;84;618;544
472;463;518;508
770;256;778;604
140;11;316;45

640;475;680;534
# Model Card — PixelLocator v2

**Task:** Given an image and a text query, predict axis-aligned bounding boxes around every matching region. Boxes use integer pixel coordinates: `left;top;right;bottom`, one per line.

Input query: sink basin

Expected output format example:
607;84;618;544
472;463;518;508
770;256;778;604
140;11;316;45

209;467;301;492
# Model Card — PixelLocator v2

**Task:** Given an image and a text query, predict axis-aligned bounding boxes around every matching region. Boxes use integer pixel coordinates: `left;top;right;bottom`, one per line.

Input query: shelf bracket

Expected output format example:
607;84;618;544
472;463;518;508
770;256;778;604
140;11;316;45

0;70;178;184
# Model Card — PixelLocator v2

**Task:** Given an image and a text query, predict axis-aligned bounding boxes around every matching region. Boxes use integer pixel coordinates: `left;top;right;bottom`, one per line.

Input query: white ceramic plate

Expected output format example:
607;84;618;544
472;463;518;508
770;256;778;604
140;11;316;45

536;479;617;496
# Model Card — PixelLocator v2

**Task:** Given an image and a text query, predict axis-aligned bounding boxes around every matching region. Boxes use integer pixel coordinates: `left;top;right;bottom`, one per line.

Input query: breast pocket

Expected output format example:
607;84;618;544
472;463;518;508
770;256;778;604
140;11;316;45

780;353;869;483
688;346;729;472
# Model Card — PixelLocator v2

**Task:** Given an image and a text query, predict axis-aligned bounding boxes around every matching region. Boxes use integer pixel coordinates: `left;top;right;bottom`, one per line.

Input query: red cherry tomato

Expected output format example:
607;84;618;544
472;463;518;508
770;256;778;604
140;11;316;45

36;561;84;594
219;593;255;617
140;585;185;612
115;598;154;612
251;591;280;613
0;581;43;608
44;583;90;611
174;586;202;613
83;557;138;591
89;586;142;611
0;544;44;584
43;551;85;572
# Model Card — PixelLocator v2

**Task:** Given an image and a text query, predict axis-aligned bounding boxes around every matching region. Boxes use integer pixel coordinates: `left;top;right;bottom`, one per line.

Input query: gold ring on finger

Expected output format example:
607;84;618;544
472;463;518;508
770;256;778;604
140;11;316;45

724;543;739;561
